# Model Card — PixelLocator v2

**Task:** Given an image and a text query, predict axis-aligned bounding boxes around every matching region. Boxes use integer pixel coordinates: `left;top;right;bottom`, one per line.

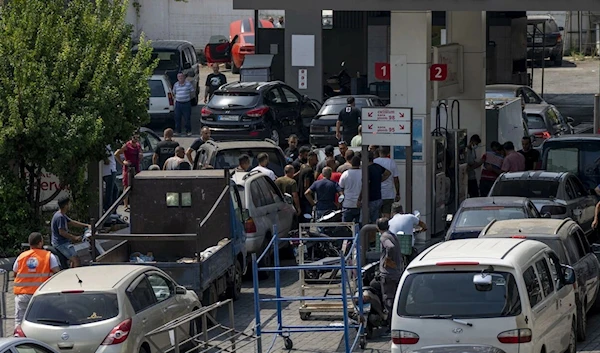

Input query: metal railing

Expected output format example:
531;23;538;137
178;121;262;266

0;269;9;337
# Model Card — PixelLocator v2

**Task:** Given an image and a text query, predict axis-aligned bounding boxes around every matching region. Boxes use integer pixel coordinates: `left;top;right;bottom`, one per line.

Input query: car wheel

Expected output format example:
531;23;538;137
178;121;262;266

552;54;563;67
269;127;281;146
577;301;587;341
568;316;577;353
227;259;243;300
202;283;219;323
258;236;273;280
225;62;232;70
139;346;149;353
231;61;240;74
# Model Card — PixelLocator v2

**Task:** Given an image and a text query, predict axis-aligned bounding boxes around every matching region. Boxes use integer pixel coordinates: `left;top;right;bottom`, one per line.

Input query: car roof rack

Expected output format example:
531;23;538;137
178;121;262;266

242;169;263;180
264;138;278;146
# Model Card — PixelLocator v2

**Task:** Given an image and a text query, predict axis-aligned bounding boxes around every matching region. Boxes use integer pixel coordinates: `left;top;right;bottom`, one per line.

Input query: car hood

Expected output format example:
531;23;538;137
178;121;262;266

445;227;483;240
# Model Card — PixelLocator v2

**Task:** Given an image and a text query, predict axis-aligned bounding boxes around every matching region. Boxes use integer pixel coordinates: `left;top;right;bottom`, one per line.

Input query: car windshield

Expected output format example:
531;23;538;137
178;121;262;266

25;292;119;326
490;180;560;199
544;143;600;190
397;271;521;318
485;91;515;99
319;100;369;115
150;51;179;71
149;80;166;97
526;115;546;129
208;92;260;108
211;149;284;177
455;207;527;228
242;35;255;45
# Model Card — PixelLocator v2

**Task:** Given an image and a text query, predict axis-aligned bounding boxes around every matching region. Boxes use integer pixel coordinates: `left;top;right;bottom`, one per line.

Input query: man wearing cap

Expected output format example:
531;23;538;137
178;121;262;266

316;145;335;178
13;232;61;327
336;97;361;143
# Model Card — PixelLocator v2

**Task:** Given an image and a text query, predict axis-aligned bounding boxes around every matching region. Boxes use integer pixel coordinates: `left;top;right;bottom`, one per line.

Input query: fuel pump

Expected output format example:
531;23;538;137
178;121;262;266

431;136;447;234
446;129;468;215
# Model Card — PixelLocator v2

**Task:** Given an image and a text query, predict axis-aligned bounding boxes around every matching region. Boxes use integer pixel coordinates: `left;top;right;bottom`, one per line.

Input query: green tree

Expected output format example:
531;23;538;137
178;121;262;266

0;0;156;255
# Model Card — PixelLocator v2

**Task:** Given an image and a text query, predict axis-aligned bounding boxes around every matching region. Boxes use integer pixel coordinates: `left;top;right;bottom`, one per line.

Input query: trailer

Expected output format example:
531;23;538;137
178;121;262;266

91;169;247;306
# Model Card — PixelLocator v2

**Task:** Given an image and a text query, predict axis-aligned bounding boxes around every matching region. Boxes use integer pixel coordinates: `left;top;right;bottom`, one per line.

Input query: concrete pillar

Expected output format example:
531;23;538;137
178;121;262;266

446;11;487;140
390;11;433;240
284;9;323;101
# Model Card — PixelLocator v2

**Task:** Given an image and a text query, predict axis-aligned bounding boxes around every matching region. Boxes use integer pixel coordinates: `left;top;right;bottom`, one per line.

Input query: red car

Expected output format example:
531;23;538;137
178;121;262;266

205;18;274;73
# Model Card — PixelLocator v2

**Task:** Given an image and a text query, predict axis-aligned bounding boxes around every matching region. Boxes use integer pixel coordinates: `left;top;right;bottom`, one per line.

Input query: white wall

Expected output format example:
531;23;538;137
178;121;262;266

126;0;284;48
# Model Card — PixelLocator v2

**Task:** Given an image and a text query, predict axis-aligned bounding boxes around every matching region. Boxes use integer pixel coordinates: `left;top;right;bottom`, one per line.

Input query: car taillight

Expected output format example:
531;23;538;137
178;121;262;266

240;45;254;54
101;318;132;345
168;92;174;106
246;106;269;118
391;330;419;345
510;235;527;239
436;261;479;266
14;325;26;337
533;131;551;139
540;205;566;215
244;217;257;233
497;328;532;344
557;34;562;43
201;107;213;117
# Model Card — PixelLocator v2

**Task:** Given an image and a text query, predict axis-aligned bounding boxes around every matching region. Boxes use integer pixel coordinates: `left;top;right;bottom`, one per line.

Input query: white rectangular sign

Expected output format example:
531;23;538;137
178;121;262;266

362;107;413;146
432;43;464;100
291;35;315;67
298;69;307;90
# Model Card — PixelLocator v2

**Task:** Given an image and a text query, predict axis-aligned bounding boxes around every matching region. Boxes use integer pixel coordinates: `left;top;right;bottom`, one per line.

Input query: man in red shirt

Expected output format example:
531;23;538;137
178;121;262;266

479;141;505;197
501;141;526;173
316;157;342;205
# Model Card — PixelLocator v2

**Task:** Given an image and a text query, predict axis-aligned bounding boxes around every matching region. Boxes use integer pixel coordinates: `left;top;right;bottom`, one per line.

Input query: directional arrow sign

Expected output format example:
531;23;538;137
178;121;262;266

361;107;413;147
368;112;373;117
368;124;373;129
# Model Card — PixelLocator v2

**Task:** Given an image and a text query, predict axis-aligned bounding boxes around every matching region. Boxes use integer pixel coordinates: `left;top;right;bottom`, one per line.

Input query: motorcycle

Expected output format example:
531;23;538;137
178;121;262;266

353;261;389;339
44;228;93;270
323;61;352;100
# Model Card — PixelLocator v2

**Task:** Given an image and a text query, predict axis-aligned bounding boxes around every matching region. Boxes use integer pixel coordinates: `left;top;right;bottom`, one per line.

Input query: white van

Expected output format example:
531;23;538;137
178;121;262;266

391;238;577;353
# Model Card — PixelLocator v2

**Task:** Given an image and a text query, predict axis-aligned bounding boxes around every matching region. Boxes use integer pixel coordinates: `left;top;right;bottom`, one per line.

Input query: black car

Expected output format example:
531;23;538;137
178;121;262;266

133;40;201;106
200;81;321;146
527;15;564;66
195;139;287;177
445;196;541;241
309;95;385;147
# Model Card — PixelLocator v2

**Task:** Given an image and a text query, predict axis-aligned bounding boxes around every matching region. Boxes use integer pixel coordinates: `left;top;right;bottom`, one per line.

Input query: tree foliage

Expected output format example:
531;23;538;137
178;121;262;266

0;0;156;254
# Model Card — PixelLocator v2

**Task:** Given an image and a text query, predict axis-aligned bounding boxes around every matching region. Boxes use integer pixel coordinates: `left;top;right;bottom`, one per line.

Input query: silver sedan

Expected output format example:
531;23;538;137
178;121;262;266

0;337;61;353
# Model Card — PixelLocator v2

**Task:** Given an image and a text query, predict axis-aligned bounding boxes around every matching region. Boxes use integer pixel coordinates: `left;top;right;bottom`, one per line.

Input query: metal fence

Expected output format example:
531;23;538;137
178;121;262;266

0;269;9;338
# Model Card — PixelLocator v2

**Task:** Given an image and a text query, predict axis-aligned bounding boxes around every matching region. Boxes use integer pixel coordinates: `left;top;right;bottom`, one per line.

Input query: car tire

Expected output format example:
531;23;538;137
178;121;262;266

226;259;243;301
568;316;577;353
577;301;587;341
551;55;563;67
139;346;149;353
202;283;219;324
232;61;240;74
225;62;232;70
268;126;282;146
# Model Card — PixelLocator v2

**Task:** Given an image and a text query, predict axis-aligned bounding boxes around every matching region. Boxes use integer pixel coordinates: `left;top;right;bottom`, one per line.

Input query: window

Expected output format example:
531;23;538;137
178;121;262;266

397;271;521;318
528;202;541;217
147;273;174;302
208;92;260;108
182;49;191;69
576;229;591;254
526;115;547;130
149;80;166;97
319;100;370;115
262;177;283;203
265;89;284;104
128;277;157;313
26;292;119;326
140;131;160;153
564;235;583;262
15;344;56;353
214;148;285;177
280;86;300;103
523;266;543;308
522;88;542;104
455;207;527;228
181;192;192;207
490;180;559;199
545;108;560;127
150;51;179;71
535;259;554;297
230;182;243;223
251;182;267;207
189;48;198;65
565;180;577;200
570;177;588;198
322;10;333;29
166;192;180;207
256;177;275;205
546;147;578;174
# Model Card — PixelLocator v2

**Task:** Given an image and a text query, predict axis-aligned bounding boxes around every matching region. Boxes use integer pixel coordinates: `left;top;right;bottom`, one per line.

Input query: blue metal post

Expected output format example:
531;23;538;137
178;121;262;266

355;224;364;336
273;225;284;335
340;254;351;352
251;254;263;353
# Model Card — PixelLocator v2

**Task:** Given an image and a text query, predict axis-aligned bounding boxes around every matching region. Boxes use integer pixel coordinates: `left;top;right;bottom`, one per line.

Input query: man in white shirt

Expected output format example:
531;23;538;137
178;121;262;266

163;146;186;170
338;156;362;223
251;153;276;180
102;145;118;212
388;204;427;247
374;146;400;218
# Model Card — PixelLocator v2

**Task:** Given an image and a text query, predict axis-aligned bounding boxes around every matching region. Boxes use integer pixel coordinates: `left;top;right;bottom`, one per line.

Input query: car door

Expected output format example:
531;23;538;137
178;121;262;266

249;176;274;236
263;176;295;237
533;256;567;351
126;275;165;348
545;107;564;137
146;271;186;327
263;87;289;132
546;252;574;350
523;264;554;351
149;78;170;115
254;176;282;236
574;228;599;311
279;85;304;136
569;176;596;232
522;86;544;104
140;130;161;170
551;106;572;134
563;177;583;224
563;234;587;303
13;343;57;353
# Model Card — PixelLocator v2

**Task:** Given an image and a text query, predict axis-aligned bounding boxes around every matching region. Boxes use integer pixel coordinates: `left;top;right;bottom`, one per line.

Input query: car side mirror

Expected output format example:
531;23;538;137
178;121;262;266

283;193;293;204
302;95;310;103
175;286;187;295
530;134;537;142
567;117;575;123
542;212;552;218
242;209;250;222
183;62;192;70
558;26;565;31
473;273;493;291
591;243;600;254
562;265;576;285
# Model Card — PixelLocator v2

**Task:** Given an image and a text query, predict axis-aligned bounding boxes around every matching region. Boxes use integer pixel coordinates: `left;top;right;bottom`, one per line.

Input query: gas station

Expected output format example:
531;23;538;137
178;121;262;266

231;0;600;243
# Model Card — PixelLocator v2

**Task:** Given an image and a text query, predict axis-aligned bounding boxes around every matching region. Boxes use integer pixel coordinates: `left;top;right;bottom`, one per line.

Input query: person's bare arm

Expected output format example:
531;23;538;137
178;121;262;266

335;121;341;140
382;169;391;182
152;153;159;165
418;220;428;231
304;189;316;207
593;202;600;229
394;176;400;201
68;219;90;228
292;191;301;215
59;229;82;243
185;148;195;165
114;146;126;166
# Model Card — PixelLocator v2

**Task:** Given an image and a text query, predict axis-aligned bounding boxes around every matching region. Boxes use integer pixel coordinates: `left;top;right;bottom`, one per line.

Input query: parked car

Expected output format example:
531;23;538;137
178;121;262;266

527;15;565;66
391;238;577;353
541;134;600;191
148;74;174;124
485;84;546;104
444;196;542;241
200;81;321;146
480;218;600;341
195;140;287;177
228;18;274;74
134;40;200;106
488;171;596;235
231;170;296;275
0;338;63;353
16;265;202;353
309;95;385;147
525;104;574;146
115;127;162;194
488;171;597;236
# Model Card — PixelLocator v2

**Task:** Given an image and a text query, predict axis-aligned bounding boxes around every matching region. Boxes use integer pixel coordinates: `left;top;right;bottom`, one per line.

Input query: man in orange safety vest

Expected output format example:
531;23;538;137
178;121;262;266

13;232;60;327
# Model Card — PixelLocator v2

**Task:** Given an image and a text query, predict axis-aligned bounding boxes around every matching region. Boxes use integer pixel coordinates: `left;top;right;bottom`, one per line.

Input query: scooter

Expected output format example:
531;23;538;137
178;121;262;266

44;228;93;270
355;261;389;339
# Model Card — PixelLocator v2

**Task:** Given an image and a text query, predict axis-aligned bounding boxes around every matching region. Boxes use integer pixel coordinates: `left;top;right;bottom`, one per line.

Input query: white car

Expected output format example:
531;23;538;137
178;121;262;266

232;170;295;272
17;265;201;353
391;238;577;353
148;74;174;123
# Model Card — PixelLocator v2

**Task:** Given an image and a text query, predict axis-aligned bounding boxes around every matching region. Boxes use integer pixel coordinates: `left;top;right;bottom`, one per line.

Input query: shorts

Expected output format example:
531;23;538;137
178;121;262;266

381;199;394;215
55;243;77;259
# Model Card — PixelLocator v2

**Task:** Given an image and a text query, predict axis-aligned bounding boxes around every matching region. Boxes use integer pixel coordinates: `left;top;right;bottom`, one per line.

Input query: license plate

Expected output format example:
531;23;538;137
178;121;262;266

218;115;239;121
330;126;337;132
534;37;543;43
